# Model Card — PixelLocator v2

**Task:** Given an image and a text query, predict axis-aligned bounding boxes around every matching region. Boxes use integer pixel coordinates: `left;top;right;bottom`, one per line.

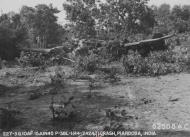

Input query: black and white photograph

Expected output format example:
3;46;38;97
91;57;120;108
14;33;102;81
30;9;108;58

1;0;190;136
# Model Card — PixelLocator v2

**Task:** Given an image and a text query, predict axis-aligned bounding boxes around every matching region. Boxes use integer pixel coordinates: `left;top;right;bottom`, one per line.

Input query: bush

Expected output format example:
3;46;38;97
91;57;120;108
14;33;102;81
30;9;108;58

74;52;101;74
50;67;66;87
49;95;76;120
122;50;186;76
18;51;48;67
18;50;71;67
103;67;121;84
104;106;137;130
48;49;73;65
122;51;146;74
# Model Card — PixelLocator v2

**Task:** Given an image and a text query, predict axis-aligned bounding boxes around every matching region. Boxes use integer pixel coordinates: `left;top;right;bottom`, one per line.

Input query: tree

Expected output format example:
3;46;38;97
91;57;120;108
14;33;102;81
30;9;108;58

171;5;182;19
63;0;155;41
181;7;190;21
0;13;25;60
20;4;64;47
98;0;155;38
20;6;36;46
153;4;173;33
171;5;190;33
63;0;97;39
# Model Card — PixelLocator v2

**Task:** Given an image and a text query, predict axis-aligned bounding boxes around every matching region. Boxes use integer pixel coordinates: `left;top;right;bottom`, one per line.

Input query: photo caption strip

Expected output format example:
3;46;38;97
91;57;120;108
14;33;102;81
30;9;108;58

2;130;157;136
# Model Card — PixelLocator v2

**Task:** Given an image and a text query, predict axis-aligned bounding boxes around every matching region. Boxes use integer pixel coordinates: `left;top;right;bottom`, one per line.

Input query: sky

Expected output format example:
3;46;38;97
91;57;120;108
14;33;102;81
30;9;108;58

1;0;190;25
0;0;67;24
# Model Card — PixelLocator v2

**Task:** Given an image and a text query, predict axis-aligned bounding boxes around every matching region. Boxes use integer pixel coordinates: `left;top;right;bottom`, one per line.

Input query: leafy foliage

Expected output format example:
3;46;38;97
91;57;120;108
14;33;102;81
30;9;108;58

49;95;76;120
63;0;155;40
104;106;137;131
20;4;64;46
0;13;28;60
18;50;70;67
103;67;121;84
18;51;48;67
50;67;66;87
0;26;19;60
153;4;190;33
98;0;155;37
0;4;65;61
63;0;97;39
74;52;101;73
122;50;188;76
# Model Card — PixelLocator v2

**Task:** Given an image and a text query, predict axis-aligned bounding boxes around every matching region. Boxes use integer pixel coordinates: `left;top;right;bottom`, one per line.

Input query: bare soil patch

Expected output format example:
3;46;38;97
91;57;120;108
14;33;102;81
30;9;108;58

0;67;190;137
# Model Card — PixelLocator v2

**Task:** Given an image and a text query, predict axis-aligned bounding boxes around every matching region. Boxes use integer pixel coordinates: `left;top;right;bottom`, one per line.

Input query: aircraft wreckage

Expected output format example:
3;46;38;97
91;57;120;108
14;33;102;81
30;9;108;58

21;33;175;62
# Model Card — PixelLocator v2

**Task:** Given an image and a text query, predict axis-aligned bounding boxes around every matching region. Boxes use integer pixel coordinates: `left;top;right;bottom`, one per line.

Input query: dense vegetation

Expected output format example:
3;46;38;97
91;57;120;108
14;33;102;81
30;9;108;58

1;0;190;76
1;0;190;132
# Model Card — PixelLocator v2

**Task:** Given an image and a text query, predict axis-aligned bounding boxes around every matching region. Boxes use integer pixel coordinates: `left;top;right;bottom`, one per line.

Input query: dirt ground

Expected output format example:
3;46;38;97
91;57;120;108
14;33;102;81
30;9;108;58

0;66;190;137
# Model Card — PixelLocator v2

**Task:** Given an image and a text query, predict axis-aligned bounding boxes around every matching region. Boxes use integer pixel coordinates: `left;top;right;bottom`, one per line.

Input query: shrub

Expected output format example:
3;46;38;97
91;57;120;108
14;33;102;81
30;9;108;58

98;47;112;64
18;51;48;67
18;50;72;67
74;52;101;74
122;51;146;74
122;50;186;76
103;67;121;84
48;49;72;65
50;67;66;87
49;95;76;120
104;106;137;131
